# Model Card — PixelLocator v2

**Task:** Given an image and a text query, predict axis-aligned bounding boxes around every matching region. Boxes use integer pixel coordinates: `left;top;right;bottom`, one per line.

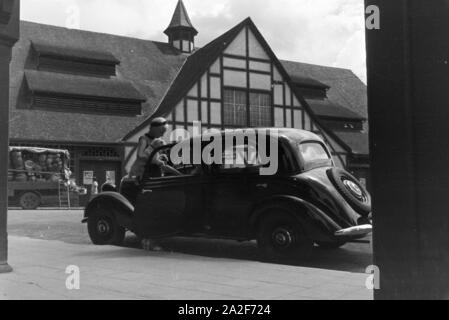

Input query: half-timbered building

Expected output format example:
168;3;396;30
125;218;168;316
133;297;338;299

9;0;369;205
124;2;370;188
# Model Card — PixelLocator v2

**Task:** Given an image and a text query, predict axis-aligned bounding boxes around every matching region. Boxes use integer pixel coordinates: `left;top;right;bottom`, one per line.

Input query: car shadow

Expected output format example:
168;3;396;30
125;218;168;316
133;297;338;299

122;234;373;273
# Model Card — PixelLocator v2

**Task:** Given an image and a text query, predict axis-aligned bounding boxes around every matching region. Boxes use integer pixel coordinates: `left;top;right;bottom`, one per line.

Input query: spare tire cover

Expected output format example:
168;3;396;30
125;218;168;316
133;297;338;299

327;168;371;215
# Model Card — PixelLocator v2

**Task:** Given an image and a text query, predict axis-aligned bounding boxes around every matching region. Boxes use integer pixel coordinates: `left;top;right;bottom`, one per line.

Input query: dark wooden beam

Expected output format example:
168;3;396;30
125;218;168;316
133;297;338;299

366;0;449;299
0;0;19;274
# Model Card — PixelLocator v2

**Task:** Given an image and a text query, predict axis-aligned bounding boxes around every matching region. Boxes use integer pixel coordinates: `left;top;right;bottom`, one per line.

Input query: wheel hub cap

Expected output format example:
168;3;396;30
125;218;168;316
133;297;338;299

272;227;293;248
343;179;365;200
97;220;110;235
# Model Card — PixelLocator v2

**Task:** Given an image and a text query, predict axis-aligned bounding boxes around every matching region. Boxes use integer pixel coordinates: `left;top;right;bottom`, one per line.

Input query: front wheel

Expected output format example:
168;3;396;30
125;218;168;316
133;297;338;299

257;211;312;261
87;208;125;246
19;192;41;210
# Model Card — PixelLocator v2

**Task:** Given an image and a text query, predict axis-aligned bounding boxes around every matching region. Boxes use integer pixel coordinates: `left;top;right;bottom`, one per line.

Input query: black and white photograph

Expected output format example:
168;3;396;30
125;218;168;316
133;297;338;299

0;0;448;304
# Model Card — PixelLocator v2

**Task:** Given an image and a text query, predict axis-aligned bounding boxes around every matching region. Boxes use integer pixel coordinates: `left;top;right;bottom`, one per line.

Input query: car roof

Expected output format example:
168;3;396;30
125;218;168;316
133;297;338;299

178;128;324;145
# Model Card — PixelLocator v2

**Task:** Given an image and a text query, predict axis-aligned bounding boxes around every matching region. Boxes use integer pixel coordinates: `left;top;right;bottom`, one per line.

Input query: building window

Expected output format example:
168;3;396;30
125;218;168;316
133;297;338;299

224;89;272;127
173;40;181;50
249;92;272;127
224;89;247;126
32;42;119;78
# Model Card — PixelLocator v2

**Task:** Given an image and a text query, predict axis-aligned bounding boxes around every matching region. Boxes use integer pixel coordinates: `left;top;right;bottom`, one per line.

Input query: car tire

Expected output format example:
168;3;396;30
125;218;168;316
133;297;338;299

257;210;312;261
19;192;41;210
87;208;126;246
315;241;347;249
101;183;117;192
327;168;371;215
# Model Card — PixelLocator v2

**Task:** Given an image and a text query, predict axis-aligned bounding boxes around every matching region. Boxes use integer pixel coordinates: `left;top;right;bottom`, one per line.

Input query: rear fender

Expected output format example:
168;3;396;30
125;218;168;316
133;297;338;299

250;195;342;240
83;192;134;230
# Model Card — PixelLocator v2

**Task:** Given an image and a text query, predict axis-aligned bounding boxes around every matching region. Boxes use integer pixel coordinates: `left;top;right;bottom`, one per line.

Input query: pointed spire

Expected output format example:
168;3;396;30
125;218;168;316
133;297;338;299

164;0;198;36
164;0;198;53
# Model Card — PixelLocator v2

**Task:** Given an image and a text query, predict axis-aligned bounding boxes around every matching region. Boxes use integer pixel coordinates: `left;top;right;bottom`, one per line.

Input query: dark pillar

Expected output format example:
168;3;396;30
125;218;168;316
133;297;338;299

366;0;449;299
0;0;20;274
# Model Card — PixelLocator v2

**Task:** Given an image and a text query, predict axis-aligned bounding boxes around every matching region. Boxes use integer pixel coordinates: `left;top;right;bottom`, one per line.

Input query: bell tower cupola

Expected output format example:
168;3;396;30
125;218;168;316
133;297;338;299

164;0;198;53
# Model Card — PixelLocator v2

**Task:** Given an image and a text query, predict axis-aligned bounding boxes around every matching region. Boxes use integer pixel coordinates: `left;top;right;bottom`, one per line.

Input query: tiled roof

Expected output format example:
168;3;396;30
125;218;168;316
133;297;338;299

10;21;186;143
281;60;367;119
335;131;370;155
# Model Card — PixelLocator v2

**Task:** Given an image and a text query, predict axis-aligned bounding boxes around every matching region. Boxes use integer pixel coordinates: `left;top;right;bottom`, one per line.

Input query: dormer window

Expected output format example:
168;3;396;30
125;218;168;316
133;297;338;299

344;123;355;130
32;42;120;78
25;70;146;116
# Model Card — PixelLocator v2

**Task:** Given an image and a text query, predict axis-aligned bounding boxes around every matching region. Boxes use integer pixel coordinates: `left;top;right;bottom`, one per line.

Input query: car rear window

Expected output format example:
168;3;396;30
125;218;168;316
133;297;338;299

299;142;331;164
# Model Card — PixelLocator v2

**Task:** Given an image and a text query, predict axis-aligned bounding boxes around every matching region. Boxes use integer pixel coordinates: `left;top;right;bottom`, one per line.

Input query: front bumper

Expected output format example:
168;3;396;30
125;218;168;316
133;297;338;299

335;224;372;237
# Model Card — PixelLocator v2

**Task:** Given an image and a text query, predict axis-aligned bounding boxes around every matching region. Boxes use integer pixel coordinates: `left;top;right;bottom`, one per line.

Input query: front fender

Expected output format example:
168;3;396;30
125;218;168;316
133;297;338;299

250;195;342;234
83;192;134;230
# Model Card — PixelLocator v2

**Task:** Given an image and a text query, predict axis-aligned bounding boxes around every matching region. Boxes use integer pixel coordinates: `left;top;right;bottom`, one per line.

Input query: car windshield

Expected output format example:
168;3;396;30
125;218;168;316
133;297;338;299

299;142;331;166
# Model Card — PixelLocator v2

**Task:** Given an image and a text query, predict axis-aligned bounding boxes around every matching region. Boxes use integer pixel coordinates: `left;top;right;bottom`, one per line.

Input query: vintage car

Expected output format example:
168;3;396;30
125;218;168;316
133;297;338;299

82;128;372;259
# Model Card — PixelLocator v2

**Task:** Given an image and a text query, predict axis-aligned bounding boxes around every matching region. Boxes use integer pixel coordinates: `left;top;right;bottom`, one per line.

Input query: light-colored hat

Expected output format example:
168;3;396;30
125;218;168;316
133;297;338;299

151;117;168;128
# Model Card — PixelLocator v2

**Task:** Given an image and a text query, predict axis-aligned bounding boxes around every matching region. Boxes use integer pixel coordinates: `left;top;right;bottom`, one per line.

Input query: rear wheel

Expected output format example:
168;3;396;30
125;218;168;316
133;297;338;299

87;208;125;246
19;192;41;210
257;210;312;260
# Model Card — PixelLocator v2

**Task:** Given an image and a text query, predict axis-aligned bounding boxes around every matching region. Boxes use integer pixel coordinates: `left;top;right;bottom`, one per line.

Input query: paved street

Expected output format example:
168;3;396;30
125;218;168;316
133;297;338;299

1;210;373;300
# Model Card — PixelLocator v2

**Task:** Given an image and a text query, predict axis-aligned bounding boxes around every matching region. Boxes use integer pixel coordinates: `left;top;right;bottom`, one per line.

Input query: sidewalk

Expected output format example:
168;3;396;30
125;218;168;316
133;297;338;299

0;236;373;300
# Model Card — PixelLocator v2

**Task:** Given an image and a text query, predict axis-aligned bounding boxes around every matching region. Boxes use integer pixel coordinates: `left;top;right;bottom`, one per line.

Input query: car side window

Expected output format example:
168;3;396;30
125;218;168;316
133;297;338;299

215;143;263;174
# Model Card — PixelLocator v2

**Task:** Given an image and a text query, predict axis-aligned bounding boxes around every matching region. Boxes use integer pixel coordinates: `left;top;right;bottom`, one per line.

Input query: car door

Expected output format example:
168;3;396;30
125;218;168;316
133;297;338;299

132;145;204;238
203;143;259;238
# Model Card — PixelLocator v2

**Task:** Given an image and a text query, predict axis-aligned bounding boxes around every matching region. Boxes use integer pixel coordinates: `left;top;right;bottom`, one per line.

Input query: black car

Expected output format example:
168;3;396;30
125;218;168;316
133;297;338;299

83;128;372;259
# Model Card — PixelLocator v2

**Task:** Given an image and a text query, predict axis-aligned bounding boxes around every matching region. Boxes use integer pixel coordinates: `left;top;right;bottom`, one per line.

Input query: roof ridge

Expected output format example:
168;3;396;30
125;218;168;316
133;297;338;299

20;20;170;45
281;58;353;72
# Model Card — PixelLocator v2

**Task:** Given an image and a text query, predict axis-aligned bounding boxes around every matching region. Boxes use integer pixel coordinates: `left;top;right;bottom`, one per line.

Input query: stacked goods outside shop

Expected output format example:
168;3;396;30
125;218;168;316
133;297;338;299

7;147;84;209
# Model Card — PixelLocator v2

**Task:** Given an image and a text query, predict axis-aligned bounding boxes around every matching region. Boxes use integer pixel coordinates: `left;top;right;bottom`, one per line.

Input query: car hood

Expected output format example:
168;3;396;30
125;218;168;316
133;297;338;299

293;167;360;228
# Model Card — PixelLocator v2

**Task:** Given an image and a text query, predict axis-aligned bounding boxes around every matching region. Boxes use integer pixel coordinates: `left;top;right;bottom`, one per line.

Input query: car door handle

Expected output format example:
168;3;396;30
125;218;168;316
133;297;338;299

256;184;268;189
142;190;153;194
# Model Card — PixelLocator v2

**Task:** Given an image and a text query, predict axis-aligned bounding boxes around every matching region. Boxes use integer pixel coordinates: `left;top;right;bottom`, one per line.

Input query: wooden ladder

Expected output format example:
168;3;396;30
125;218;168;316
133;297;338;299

58;181;71;209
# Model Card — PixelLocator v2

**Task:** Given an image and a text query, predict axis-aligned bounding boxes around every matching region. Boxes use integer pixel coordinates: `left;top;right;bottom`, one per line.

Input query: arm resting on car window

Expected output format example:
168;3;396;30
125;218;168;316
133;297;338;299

161;164;182;176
